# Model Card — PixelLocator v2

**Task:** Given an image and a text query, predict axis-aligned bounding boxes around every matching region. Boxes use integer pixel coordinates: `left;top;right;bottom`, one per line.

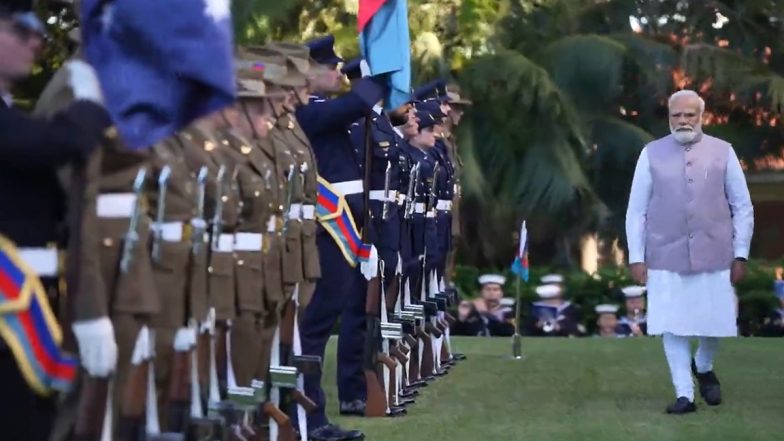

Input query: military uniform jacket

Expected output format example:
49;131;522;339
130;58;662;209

279;113;321;281
269;118;304;285
254;136;286;307
177;126;241;321
215;128;275;315
148;136;201;328
294;77;386;225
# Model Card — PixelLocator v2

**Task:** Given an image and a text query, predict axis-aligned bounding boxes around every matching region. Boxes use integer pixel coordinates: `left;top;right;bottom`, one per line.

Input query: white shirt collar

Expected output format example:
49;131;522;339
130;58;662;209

393;126;404;138
372;104;383;115
1;93;13;107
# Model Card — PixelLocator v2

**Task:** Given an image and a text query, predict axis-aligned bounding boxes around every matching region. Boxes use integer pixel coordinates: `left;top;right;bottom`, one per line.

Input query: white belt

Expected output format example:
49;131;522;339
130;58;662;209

96;193;136;218
267;215;278;233
154;222;184;242
436;200;452;211
302;205;315;220
396;194;406;206
369;190;397;202
331;180;363;196
414;203;426;214
288;203;302;221
426;209;436;219
234;233;263;251
212;233;234;252
18;248;59;277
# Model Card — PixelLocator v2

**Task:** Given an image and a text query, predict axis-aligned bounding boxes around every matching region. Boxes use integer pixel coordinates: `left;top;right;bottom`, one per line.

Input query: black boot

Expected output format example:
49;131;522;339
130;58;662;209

666;397;696;414
309;424;365;441
692;359;722;405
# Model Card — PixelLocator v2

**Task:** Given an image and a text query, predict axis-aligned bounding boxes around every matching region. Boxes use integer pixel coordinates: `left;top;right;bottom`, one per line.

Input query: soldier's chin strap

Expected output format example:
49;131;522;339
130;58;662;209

241;100;261;140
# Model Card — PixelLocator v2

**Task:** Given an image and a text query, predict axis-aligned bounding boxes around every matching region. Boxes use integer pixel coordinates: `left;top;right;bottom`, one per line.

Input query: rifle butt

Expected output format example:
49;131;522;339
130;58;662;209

290;390;317;413
363;370;387;417
73;376;110;441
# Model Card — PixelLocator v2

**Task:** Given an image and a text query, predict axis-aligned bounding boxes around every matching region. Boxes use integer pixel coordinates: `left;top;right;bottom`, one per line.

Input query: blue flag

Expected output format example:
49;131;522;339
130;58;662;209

80;0;236;149
358;0;411;110
510;221;529;282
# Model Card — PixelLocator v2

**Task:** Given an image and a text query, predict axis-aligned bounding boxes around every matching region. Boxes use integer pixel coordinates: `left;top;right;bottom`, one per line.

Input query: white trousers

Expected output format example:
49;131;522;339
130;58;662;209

662;333;719;400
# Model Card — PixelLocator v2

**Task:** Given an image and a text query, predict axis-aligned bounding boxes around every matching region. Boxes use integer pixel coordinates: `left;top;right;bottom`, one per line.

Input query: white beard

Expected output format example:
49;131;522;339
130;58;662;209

670;122;702;145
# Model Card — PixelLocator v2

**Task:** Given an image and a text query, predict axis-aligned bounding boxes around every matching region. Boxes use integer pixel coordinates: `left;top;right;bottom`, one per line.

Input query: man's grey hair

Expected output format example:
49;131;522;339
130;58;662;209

668;89;705;114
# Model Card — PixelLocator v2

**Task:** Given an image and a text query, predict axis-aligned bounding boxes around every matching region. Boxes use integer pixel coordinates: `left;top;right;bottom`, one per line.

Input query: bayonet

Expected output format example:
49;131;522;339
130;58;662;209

151;165;171;263
428;164;440;213
404;163;419;219
210;165;227;251
191;166;209;255
381;161;392;221
120;167;147;273
281;164;296;234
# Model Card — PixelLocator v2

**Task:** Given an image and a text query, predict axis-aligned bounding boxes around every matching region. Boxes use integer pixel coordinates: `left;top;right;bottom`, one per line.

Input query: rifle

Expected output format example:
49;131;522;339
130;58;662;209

277;298;318;416
265;366;299;441
358;112;388;418
403;163;419;220
192;166;209;256
117;328;153;441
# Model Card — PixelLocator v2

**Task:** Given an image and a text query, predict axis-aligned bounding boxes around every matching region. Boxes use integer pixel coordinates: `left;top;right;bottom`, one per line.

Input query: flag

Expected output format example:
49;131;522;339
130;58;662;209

0;236;78;395
80;0;236;149
510;221;529;282
358;0;411;110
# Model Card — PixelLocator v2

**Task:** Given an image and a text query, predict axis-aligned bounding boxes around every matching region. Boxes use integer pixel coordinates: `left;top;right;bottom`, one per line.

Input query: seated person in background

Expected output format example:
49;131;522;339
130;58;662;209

523;283;585;337
453;299;489;336
594;304;623;338
759;277;784;337
454;274;516;336
616;285;648;337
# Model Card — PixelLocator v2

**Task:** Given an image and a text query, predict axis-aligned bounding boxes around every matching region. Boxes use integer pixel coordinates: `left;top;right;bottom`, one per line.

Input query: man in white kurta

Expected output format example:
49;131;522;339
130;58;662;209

626;90;754;414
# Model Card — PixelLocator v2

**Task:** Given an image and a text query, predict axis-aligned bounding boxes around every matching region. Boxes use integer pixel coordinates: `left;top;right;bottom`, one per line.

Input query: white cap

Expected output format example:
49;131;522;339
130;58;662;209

595;304;619;314
478;274;506;286
541;274;564;284
621;285;646;298
535;284;562;299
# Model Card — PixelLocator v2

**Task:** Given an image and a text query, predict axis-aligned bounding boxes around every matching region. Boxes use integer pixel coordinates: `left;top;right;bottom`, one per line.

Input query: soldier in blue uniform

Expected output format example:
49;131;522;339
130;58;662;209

293;35;386;441
339;57;409;416
0;2;116;440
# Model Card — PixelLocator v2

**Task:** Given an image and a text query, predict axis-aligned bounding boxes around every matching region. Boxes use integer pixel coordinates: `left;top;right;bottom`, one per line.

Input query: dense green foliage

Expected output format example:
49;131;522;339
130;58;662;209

18;1;784;268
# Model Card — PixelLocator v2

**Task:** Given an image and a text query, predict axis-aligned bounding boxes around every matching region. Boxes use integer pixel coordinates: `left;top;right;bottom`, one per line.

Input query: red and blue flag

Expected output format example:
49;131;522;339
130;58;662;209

510;221;530;282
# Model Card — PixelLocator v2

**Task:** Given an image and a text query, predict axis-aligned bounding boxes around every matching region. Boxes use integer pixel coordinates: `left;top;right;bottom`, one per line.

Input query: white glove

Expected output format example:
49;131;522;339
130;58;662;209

359;59;372;78
131;326;154;365
65;59;104;104
173;326;197;352
360;245;379;281
72;317;118;377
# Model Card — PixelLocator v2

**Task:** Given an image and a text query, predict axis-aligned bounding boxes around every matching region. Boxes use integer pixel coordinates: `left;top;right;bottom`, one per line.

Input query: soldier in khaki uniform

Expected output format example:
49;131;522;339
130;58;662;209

265;42;322;313
147;129;213;430
176;112;242;398
212;63;281;388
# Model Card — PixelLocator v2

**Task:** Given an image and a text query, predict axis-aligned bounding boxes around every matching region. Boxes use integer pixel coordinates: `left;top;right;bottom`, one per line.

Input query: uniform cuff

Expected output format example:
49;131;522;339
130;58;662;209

734;246;750;260
352;76;387;109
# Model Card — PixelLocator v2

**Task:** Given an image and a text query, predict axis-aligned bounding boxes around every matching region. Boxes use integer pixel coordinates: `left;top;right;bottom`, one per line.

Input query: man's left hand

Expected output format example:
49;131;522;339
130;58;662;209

731;259;747;285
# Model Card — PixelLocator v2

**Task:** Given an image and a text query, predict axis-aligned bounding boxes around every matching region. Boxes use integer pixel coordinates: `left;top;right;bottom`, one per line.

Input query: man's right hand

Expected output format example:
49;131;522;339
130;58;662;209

630;262;648;285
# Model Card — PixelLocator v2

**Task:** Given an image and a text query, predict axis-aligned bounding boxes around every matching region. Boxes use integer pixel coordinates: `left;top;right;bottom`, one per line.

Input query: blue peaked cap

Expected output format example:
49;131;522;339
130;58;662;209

415;100;445;120
305;34;343;65
413;79;449;102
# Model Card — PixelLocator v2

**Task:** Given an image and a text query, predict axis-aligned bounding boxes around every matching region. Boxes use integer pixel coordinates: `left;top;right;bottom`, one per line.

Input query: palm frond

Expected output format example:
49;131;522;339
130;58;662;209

682;43;784;113
537;34;628;112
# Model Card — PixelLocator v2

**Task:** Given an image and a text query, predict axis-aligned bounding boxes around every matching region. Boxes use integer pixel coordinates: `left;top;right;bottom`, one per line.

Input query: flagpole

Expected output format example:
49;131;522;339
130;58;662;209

511;276;523;360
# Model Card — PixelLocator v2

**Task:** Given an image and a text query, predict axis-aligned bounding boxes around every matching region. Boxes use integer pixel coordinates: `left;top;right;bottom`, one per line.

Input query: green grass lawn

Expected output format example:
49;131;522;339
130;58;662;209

319;336;784;441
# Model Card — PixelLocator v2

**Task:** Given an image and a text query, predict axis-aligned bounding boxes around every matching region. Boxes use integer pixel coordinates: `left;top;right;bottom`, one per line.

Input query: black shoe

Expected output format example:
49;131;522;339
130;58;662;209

309;424;365;441
453;352;467;361
695;371;722;405
339;399;366;416
434;368;448;376
666;397;697;414
397;397;415;406
691;359;722;405
400;388;419;398
386;405;407;417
